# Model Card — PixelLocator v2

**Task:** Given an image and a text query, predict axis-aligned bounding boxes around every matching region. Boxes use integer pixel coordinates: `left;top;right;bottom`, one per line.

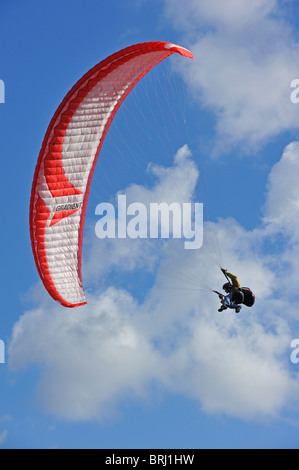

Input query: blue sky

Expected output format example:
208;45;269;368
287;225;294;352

1;0;299;449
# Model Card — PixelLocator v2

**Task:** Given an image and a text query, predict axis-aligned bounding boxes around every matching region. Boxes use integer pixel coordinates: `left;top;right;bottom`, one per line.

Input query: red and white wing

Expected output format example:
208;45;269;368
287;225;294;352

29;41;193;307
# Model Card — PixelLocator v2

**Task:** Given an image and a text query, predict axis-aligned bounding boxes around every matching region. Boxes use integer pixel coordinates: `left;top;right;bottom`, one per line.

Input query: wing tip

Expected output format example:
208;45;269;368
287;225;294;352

164;43;193;59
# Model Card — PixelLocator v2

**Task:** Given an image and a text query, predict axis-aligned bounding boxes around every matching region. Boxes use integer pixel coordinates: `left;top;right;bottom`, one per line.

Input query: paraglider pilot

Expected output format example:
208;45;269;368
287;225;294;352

218;269;242;313
214;268;255;313
217;269;246;313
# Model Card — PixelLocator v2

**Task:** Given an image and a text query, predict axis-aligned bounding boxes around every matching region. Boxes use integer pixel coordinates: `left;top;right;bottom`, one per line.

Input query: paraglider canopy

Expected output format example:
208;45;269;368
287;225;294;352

29;41;193;307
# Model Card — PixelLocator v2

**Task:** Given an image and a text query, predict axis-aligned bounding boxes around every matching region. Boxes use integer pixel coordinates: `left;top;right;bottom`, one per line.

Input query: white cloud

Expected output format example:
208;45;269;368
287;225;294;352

263;141;299;238
9;288;163;421
9;144;299;421
165;0;299;152
0;429;8;445
165;0;277;32
83;144;199;284
262;141;299;300
168;319;293;418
